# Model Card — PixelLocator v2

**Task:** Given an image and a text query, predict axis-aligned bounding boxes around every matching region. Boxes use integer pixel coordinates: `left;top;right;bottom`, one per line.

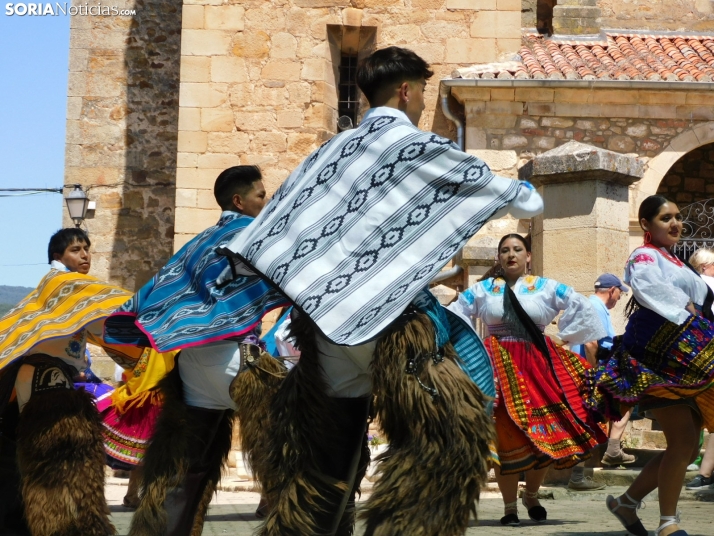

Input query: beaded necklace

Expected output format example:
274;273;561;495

642;243;684;267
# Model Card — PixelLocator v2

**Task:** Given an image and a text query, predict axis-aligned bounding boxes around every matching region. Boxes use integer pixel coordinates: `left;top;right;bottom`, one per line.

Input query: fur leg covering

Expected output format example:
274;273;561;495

360;313;494;536
17;388;115;536
257;314;370;536
229;352;287;492
128;366;234;536
0;401;30;535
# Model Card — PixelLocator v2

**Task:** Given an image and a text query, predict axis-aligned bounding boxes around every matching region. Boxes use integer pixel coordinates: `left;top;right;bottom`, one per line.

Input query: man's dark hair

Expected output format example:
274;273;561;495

47;228;91;264
213;166;262;211
356;46;434;106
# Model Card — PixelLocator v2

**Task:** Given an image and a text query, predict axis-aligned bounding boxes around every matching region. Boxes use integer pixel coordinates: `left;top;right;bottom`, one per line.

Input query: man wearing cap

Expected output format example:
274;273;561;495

574;273;636;467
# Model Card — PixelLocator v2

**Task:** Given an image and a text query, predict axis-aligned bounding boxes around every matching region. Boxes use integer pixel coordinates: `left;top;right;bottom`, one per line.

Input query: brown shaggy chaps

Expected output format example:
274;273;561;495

17;388;115;536
256;313;370;536
360;313;495;536
229;351;287;494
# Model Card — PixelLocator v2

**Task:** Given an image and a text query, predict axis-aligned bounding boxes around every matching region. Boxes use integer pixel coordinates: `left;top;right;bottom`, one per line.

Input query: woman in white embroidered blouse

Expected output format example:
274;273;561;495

587;195;714;536
450;234;606;527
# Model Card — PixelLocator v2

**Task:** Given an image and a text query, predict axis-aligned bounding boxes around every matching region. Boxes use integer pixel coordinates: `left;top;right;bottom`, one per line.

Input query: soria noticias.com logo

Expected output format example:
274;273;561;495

5;3;136;16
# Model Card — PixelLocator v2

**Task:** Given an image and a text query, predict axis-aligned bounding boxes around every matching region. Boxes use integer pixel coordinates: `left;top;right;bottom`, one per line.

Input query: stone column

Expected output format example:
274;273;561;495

520;141;643;301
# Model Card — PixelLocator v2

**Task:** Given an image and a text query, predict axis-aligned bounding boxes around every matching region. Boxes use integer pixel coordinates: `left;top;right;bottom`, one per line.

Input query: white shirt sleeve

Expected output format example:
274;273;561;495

627;251;690;325
547;280;608;345
490;181;544;220
448;281;493;331
448;282;485;320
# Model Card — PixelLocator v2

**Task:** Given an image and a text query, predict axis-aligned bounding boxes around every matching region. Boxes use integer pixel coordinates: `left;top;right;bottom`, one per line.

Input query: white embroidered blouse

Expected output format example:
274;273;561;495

448;275;606;345
625;246;708;325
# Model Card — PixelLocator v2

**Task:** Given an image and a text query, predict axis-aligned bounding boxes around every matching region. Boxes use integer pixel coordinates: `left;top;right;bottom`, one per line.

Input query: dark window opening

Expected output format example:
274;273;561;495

338;54;359;129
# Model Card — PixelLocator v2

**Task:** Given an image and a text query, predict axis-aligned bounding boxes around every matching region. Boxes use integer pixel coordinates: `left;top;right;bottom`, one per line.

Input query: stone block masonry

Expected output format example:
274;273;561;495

173;0;524;250
451;85;714;175
599;0;714;32
64;0;181;292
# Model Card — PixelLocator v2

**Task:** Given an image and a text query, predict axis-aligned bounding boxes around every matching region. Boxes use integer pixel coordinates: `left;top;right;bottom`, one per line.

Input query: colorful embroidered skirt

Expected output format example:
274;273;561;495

585;308;714;429
102;401;162;470
487;336;606;475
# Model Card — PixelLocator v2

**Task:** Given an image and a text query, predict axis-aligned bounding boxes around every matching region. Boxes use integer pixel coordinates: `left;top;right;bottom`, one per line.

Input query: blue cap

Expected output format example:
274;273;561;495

595;273;630;293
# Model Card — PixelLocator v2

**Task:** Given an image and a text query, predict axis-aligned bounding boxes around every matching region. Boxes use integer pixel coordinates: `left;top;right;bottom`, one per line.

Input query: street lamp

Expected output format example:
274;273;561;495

64;184;89;228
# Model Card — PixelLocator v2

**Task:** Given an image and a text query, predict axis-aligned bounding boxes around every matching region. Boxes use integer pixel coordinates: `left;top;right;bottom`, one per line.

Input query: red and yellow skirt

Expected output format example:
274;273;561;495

487;336;606;475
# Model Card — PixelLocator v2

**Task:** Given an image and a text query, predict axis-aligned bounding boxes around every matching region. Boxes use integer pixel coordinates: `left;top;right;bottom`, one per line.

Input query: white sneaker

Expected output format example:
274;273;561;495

687;463;700;471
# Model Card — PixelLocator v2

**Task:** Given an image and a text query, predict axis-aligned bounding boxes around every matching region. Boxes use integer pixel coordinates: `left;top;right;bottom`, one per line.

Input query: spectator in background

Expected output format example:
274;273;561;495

573;274;636;466
684;248;714;488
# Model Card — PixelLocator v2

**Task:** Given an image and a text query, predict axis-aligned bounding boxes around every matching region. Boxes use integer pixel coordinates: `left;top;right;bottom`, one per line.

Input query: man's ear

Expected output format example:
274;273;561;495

232;193;243;211
398;81;410;103
53;252;62;261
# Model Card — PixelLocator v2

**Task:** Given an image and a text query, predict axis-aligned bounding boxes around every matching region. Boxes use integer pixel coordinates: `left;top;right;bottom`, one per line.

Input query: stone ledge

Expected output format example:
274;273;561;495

519;140;644;186
553;5;601;19
462;245;497;265
558;0;597;5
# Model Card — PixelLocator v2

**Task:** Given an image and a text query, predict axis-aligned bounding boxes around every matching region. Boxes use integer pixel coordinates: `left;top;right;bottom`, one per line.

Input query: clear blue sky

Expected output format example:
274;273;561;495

0;13;69;288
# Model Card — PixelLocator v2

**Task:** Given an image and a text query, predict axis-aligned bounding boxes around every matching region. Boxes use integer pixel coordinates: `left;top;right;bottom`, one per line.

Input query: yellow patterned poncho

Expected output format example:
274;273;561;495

0;270;145;372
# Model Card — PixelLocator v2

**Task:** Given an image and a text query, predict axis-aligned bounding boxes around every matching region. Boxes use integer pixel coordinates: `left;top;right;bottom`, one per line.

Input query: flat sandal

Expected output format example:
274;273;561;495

606;493;647;536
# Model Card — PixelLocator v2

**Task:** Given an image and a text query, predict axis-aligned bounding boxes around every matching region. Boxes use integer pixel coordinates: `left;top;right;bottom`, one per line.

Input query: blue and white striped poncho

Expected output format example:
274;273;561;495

218;107;543;347
104;212;289;352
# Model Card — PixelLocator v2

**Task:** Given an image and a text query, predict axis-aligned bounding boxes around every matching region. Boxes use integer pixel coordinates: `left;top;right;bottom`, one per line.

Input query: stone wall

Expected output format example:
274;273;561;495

657;141;714;205
173;0;524;250
598;0;714;31
492;115;692;161
451;85;714;176
64;0;182;291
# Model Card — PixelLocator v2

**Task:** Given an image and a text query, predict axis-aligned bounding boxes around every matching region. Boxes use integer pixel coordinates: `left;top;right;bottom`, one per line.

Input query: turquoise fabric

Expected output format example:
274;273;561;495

413;290;494;398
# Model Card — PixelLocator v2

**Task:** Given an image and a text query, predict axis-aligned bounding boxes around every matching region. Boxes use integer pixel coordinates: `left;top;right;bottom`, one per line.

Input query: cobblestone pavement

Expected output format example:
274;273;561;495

107;484;712;535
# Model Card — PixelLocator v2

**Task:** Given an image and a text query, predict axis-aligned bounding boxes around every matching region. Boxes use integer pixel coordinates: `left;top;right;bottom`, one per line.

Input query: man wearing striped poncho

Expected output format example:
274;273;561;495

214;47;544;536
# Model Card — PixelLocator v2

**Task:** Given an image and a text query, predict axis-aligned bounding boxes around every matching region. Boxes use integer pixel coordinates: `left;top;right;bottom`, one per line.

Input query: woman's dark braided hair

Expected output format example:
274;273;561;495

624;195;673;317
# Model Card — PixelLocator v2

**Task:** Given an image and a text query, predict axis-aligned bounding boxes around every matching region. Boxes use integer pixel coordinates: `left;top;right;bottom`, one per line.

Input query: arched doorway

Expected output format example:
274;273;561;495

657;142;714;205
657;143;714;260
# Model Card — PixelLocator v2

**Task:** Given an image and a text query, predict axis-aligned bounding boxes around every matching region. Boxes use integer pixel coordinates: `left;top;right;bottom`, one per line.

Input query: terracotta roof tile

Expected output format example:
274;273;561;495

452;32;714;82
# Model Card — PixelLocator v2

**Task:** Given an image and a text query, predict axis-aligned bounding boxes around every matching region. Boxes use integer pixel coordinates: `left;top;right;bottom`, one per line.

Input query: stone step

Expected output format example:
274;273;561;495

535;485;714;503
546;465;704;488
619;447;664;467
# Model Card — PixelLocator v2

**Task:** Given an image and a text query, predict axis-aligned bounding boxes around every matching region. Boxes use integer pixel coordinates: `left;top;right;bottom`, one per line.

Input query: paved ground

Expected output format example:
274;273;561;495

107;482;713;535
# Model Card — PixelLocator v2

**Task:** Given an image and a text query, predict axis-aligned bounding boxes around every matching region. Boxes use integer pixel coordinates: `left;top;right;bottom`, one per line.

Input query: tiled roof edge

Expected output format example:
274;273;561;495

604;28;714;39
440;77;714;90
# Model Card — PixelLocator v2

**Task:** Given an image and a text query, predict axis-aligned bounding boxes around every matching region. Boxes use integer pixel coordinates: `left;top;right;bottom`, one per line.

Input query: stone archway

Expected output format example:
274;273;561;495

657;142;714;204
635;122;714;214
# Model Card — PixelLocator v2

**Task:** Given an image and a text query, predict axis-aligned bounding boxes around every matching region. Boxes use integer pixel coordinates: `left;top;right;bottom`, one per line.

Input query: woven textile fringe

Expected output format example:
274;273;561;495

361;313;494;536
230;352;287;493
17;388;115;536
257;313;352;536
